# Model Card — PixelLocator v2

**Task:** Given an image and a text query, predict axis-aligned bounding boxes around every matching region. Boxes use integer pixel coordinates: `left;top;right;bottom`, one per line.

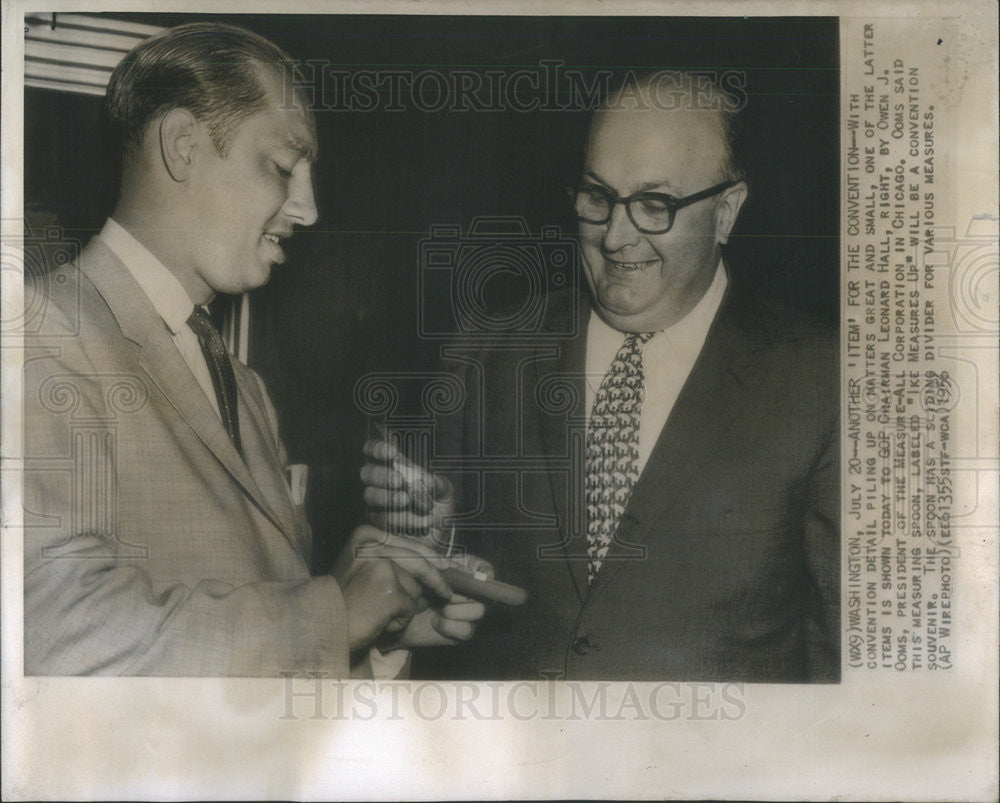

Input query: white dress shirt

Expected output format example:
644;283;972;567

98;218;221;418
584;261;728;474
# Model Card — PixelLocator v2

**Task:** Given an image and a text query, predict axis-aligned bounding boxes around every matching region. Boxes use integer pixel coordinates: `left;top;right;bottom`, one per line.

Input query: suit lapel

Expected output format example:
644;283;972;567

234;367;301;541
78;239;292;539
589;284;772;596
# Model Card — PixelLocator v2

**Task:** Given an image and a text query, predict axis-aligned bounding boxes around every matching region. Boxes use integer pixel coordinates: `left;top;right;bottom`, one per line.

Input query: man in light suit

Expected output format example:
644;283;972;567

367;71;839;682
23;22;483;676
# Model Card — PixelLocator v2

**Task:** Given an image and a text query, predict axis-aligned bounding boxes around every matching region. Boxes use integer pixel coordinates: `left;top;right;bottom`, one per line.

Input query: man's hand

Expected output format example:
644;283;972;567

331;525;454;652
356;437;492;650
380;552;494;650
382;597;487;650
360;438;453;544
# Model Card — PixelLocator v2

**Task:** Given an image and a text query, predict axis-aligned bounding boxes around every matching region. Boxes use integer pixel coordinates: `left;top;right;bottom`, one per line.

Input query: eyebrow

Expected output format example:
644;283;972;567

283;132;318;164
583;170;680;195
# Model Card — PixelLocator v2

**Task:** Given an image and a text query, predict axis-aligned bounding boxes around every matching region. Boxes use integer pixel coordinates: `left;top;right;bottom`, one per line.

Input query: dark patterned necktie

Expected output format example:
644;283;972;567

586;330;655;585
187;307;242;455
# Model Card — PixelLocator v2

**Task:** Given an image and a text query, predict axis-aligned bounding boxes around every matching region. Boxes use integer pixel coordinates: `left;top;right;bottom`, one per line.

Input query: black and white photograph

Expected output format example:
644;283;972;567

2;2;996;800
19;11;839;681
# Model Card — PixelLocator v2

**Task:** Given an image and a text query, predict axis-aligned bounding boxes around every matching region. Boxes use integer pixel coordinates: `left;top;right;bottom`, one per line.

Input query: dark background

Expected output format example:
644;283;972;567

24;14;839;570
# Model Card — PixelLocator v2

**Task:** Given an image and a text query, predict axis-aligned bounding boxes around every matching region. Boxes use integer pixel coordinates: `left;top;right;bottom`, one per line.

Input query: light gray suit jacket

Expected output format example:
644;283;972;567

23;236;350;676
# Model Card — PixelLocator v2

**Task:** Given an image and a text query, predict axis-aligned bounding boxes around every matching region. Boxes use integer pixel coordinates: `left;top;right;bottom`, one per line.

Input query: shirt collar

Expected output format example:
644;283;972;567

97;218;195;335
588;258;729;353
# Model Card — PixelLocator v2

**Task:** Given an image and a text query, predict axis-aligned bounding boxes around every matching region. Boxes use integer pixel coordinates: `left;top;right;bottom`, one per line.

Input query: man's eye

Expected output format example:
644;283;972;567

275;163;292;178
579;187;610;207
637;196;671;215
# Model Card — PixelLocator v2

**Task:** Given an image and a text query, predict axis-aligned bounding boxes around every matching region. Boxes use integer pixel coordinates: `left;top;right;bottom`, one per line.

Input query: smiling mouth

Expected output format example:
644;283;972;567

261;232;290;265
605;258;659;271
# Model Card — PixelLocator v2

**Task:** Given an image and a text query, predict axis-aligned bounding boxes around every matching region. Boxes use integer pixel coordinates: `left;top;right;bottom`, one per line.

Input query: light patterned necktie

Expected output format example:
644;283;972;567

586;330;655;585
187;307;242;456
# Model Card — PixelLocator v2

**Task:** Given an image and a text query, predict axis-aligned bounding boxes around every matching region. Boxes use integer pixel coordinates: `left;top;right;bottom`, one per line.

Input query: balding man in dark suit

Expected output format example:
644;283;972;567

366;71;839;682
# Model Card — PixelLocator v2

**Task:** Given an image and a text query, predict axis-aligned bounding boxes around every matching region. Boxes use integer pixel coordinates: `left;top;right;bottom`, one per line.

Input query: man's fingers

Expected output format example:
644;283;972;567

359;462;404;490
431;473;453;499
347;523;393;549
363;485;411;509
392;561;424;601
388;550;452;600
362;438;401;462
440;599;486;621
383;595;418;633
430;613;476;642
350;527;445;559
450;552;495;578
355;539;453;600
377;532;454;565
367;510;434;533
347;527;456;598
338;546;426;649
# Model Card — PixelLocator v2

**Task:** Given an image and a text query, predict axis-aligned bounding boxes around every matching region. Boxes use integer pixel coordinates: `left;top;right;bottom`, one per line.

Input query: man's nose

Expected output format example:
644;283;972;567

284;171;319;228
601;202;640;252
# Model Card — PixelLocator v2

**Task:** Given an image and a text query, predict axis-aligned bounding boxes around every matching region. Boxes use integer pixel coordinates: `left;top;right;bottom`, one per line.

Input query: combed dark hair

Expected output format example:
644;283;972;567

105;22;304;168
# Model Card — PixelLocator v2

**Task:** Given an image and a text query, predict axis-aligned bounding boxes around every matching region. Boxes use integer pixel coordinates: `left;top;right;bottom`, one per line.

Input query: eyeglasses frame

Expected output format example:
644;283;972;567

569;179;739;234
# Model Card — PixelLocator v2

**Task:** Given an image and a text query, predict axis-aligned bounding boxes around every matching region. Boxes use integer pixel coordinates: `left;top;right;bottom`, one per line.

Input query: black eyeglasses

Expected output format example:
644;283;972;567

569;180;737;234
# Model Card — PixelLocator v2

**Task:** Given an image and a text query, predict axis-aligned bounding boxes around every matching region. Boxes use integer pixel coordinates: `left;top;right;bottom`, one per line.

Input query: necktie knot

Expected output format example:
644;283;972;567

188;307;242;455
625;331;656;348
187;308;227;353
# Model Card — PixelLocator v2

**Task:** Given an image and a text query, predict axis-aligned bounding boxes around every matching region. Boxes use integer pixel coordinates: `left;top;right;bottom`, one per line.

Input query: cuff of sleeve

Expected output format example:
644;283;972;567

301;574;351;678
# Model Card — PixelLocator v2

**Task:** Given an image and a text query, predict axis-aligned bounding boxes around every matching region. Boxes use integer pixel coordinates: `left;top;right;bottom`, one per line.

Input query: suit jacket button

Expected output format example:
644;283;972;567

572;636;592;656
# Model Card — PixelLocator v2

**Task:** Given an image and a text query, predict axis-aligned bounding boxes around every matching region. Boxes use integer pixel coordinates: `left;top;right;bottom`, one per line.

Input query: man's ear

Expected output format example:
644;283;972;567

714;181;748;245
158;107;198;182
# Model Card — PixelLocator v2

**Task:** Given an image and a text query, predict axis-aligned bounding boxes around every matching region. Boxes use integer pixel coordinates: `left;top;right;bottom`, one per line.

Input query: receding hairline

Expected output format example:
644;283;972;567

598;71;737;112
586;103;733;183
588;72;742;182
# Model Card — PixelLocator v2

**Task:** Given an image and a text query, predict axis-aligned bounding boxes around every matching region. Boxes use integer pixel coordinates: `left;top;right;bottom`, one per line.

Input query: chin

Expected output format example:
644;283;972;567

597;286;643;315
219;274;270;297
245;264;274;291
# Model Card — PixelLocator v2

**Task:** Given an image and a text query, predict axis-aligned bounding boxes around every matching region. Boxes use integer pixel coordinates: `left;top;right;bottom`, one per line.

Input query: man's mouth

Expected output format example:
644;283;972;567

605;258;659;271
261;231;290;263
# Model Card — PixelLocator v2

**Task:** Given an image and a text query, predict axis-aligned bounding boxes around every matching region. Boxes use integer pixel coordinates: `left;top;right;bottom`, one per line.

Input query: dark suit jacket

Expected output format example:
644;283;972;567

418;278;839;682
23;237;351;675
